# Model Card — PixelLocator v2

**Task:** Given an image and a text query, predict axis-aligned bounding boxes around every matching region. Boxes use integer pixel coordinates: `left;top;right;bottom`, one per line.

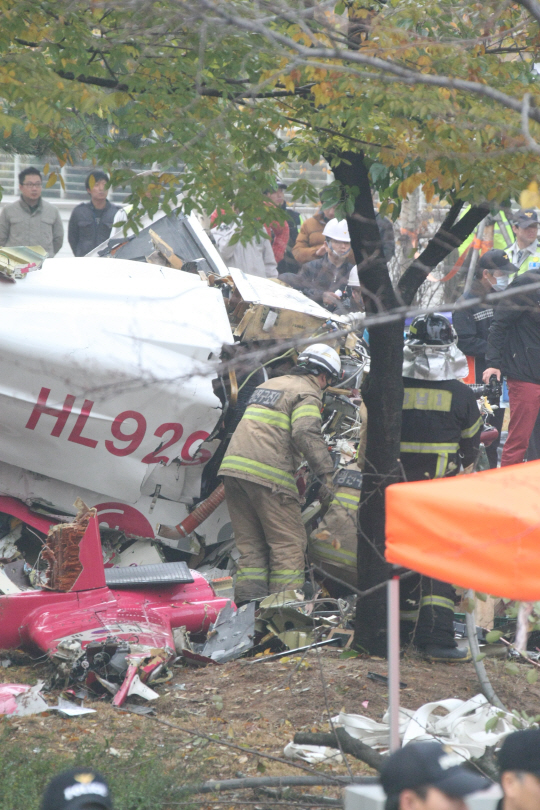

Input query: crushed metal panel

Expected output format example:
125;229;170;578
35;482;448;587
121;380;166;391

104;561;194;587
198;600;256;663
227;266;346;340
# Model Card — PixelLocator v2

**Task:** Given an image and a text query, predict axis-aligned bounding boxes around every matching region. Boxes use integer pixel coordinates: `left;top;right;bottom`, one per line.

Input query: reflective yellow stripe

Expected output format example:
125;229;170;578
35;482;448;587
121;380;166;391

291;404;321;424
242;406;291;430
310;540;356;566
236;567;268;582
331;492;360;511
420;595;455;611
219;455;297;492
400;610;419;621
400;442;459;479
461;416;482;439
400;442;460;454
403;388;452;412
269;570;304;586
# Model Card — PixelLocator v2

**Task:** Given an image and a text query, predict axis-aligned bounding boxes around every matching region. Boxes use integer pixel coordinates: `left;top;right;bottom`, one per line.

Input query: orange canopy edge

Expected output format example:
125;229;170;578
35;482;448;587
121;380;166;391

385;460;540;601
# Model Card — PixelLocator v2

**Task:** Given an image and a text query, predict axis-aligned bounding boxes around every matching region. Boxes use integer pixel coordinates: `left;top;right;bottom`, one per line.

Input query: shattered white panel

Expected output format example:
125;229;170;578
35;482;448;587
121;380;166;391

228;266;348;323
0;258;233;503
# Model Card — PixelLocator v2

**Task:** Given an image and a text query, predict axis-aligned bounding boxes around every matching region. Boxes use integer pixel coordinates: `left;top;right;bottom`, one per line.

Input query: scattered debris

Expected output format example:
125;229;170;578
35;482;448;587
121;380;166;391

283;741;343;765
325;694;522;758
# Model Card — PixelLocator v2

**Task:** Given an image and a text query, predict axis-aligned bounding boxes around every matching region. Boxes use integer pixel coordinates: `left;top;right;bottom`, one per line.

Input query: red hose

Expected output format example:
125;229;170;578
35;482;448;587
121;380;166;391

173;483;226;538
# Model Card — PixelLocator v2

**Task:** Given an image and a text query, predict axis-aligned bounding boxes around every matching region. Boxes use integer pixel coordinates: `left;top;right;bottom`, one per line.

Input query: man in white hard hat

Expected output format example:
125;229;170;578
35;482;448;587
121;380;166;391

280;219;355;309
219;345;341;603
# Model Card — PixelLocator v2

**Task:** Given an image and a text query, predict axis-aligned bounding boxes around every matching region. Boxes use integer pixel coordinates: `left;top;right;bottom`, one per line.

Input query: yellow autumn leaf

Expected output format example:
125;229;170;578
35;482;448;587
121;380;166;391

45;172;58;189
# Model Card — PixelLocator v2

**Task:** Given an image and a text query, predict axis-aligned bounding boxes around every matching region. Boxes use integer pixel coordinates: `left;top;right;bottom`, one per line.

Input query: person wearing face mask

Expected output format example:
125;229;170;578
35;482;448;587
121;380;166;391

453;249;517;468
281;219;355;309
484;257;540;466
399;313;482;661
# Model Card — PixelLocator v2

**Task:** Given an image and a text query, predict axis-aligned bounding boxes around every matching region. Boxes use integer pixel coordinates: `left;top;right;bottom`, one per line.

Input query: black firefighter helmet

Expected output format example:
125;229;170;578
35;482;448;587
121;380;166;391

406;313;456;346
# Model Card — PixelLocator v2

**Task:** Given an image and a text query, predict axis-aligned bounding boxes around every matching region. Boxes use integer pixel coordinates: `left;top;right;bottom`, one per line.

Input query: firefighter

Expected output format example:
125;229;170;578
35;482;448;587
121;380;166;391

399;313;482;662
219;344;341;603
308;465;361;595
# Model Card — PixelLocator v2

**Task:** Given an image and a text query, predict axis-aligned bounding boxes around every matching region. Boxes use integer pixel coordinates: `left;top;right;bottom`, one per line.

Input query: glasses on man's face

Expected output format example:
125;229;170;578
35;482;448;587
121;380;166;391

21;182;42;188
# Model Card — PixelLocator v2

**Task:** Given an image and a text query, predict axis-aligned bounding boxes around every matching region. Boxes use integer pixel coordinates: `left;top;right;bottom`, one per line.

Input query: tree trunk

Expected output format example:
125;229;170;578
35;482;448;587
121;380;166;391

333;152;489;654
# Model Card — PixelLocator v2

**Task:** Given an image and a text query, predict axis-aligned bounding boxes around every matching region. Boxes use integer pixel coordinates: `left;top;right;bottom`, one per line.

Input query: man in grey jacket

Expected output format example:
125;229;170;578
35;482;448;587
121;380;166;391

0;166;64;256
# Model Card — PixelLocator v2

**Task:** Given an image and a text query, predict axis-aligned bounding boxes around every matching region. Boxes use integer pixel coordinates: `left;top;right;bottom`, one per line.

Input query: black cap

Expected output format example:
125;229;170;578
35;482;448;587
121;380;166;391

498;729;540;776
41;768;112;810
478;249;518;275
514;209;539;228
380;742;491;799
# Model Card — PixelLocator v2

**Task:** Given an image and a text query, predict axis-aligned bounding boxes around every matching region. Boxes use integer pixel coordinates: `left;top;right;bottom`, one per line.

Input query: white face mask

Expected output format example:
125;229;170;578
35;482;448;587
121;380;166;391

491;275;510;291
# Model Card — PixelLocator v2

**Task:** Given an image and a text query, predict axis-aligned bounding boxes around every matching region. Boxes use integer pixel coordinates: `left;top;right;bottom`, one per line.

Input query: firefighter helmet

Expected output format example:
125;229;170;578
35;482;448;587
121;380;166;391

297;344;342;382
406;313;456;346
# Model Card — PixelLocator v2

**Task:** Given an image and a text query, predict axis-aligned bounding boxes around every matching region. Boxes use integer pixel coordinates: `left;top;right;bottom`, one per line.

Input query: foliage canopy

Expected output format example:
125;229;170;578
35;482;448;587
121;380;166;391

2;0;540;230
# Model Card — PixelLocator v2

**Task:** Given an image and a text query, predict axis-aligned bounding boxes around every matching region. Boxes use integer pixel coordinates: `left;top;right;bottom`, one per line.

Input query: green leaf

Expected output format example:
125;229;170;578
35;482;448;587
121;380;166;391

475;653;487;662
485;630;504;643
526;669;539;685
339;649;359;659
505;662;520;676
485;716;498;732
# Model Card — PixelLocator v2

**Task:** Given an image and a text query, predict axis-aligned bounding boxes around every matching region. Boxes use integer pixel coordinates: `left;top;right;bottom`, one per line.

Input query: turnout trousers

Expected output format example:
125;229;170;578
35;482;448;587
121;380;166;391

223;476;307;602
399;574;457;650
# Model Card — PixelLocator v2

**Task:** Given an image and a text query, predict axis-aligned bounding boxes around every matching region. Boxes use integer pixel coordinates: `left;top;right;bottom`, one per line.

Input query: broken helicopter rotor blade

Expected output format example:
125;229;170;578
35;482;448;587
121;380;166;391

157;483;225;540
148;229;184;269
248;637;341;663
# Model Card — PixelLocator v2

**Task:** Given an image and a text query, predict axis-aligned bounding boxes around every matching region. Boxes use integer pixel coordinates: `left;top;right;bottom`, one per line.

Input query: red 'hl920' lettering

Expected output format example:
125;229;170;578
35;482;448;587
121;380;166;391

25;387;211;465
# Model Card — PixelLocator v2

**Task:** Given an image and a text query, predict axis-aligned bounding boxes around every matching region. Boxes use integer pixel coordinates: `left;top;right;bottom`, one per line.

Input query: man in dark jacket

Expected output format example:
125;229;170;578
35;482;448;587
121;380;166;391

484;266;540;466
282;218;354;308
68;170;119;256
454;249;517;467
400;313;482;662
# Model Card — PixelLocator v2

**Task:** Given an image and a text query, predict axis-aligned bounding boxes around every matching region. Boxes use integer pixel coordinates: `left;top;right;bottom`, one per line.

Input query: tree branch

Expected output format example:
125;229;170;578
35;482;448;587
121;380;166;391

293;730;384;772
398;202;489;305
197;0;540;124
55;68;314;99
521;93;540;154
515;0;540;25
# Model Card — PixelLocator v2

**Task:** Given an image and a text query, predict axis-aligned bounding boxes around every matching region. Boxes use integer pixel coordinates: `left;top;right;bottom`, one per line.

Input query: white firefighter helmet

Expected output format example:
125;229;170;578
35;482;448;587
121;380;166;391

322;218;351;242
348;265;360;287
297;343;342;382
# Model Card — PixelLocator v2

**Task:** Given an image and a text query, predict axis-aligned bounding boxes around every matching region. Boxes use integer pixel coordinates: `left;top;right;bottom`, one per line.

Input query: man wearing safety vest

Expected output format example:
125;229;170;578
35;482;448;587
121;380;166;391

399;314;482;662
507;208;540;275
219;344;341;604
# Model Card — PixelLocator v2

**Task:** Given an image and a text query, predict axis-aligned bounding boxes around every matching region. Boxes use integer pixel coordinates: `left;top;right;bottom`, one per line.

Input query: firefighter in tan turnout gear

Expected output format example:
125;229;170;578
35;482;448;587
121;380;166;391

219;345;342;603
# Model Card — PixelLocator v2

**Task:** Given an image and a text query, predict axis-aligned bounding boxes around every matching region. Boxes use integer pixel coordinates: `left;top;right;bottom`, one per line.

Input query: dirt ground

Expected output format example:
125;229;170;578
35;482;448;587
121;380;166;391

1;647;537;808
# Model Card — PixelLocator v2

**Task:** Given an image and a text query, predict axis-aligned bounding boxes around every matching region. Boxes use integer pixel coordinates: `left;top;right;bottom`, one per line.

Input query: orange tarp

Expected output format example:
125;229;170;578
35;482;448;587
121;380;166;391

385;461;540;601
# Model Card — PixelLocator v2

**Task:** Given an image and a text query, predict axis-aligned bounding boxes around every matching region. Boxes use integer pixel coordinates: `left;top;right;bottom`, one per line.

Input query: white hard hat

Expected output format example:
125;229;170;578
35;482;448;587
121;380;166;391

348;265;360;287
297;343;342;380
322;218;350;242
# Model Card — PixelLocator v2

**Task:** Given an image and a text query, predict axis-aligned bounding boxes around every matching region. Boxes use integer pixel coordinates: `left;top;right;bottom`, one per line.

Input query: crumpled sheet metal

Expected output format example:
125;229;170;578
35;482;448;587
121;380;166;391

332;694;521;759
283;741;343;765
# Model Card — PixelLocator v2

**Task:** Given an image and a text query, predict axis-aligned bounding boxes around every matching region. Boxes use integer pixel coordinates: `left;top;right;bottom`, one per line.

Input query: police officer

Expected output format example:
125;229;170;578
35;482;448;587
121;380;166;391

220;344;341;603
399;314;482;661
507;209;540;276
453;249;517;468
